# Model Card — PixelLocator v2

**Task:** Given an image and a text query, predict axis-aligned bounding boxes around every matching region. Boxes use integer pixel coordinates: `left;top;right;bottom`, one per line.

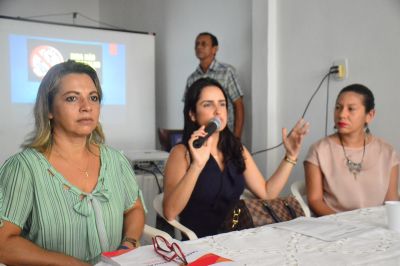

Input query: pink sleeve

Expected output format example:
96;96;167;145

304;142;320;167
389;146;400;168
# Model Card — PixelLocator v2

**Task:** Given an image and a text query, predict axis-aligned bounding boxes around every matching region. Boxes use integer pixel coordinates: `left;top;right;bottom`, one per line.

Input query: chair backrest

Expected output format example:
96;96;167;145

152;192;198;240
290;180;311;217
158;128;183;152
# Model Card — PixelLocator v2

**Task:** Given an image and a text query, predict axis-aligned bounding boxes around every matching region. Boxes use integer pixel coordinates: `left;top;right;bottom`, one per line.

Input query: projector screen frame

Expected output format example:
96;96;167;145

0;15;153;36
0;15;156;164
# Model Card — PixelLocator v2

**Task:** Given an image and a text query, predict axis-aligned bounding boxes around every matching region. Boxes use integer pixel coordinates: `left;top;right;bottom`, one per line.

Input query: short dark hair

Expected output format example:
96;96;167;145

337;84;375;113
197;32;218;47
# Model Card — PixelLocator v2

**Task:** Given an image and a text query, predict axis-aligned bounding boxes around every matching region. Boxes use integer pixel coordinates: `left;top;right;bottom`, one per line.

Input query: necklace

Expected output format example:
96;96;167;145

338;134;366;178
53;148;90;178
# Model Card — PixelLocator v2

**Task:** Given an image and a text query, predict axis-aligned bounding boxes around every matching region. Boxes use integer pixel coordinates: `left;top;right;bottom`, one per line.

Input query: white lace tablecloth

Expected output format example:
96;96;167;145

97;206;400;266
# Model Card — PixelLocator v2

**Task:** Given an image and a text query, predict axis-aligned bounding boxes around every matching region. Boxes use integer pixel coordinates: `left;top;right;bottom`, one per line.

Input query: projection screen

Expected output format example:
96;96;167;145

0;15;156;164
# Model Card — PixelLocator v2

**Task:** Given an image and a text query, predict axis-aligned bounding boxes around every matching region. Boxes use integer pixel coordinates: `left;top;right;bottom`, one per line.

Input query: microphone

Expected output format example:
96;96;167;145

193;117;221;149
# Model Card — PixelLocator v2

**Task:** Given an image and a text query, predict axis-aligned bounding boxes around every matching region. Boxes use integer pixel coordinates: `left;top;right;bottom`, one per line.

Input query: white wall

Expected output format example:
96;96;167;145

98;0;253;147
252;0;400;194
0;0;100;25
2;0;400;195
251;0;270;178
0;0;101;163
0;0;158;163
0;0;253;161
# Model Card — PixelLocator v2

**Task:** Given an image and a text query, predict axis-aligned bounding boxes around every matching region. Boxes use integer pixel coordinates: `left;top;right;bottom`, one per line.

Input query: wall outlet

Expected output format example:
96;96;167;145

332;59;348;80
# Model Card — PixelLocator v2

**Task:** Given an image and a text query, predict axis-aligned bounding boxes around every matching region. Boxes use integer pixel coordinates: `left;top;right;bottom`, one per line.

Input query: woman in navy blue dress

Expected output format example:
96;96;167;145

163;78;309;238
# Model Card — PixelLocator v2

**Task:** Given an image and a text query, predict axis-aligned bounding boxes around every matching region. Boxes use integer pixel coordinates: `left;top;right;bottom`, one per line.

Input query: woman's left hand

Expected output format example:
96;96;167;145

282;118;310;160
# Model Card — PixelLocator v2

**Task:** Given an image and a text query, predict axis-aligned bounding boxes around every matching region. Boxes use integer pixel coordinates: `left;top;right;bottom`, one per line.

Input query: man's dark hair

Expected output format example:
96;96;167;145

197;32;218;47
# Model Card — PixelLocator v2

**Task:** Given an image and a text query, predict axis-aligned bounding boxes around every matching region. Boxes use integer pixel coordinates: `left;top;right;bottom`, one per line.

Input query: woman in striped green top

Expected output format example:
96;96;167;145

0;61;146;265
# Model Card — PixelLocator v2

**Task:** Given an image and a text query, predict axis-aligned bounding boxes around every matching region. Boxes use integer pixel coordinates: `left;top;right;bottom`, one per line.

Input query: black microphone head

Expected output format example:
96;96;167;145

212;117;221;130
193;117;222;149
205;117;221;132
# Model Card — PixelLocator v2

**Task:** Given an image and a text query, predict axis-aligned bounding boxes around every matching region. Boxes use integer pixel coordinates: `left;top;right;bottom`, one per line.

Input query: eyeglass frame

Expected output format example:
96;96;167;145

152;235;188;265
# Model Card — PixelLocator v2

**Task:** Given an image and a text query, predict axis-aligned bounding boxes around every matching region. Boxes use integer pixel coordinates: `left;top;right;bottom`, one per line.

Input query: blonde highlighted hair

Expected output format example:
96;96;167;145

23;60;105;152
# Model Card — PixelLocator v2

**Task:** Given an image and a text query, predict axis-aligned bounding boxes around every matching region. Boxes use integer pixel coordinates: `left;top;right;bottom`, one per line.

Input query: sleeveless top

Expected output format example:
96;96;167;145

180;155;245;238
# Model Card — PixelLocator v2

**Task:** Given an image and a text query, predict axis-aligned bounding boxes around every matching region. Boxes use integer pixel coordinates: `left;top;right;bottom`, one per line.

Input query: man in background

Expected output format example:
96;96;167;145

185;32;244;138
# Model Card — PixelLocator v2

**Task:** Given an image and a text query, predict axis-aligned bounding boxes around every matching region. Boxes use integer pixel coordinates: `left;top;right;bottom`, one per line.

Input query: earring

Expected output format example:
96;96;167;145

333;125;337;131
47;119;53;148
365;123;370;134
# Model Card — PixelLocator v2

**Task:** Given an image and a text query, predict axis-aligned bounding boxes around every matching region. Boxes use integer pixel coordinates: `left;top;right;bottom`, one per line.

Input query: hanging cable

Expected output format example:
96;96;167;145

23;12;74;19
251;66;338;156
134;164;162;194
325;73;332;136
75;12;122;29
22;11;123;29
150;161;165;179
72;12;77;25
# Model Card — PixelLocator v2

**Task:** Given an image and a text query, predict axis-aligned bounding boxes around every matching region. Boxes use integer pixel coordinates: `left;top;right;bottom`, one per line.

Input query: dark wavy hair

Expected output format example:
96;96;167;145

182;78;245;173
338;83;375;113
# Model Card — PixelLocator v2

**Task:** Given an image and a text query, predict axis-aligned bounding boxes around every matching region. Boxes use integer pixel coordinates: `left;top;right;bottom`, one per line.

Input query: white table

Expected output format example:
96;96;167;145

98;206;400;266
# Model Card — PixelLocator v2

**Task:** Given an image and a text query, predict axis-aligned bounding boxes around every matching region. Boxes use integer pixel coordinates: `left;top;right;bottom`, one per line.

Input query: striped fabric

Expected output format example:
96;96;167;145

185;59;244;131
0;145;145;264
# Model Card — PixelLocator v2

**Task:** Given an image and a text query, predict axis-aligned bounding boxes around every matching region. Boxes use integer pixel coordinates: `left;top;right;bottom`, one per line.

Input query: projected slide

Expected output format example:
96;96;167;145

9;34;126;104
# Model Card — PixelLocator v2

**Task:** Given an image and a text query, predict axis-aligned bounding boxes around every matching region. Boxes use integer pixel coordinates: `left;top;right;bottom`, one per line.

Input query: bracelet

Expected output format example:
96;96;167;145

121;236;139;248
284;155;297;166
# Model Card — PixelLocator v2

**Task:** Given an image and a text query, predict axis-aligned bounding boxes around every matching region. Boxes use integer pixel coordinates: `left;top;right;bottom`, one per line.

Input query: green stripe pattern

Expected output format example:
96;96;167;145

0;145;146;263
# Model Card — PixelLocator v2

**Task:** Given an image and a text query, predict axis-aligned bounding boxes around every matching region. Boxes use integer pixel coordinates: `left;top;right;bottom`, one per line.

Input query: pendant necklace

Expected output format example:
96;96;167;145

53;148;90;178
338;134;366;179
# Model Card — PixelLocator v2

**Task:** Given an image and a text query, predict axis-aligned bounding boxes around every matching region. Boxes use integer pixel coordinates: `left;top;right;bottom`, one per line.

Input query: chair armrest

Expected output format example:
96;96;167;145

166;219;198;240
290;181;312;217
153;192;198;240
142;224;173;244
240;188;256;199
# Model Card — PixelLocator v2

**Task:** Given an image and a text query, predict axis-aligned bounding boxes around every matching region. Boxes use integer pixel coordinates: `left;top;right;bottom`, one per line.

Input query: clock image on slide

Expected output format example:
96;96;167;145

30;45;64;78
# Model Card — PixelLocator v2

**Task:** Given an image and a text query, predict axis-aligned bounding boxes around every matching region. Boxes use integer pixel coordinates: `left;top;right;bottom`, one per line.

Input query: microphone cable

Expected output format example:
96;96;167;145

133;164;163;194
325;72;332;137
251;66;338;156
150;161;166;192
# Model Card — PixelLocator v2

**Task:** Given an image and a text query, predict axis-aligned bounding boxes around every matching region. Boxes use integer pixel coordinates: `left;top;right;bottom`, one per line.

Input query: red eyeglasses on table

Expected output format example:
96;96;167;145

152;235;188;265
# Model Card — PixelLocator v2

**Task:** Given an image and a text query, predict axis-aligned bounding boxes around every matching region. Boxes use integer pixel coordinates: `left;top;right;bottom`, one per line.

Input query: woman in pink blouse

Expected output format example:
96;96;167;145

304;84;399;216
